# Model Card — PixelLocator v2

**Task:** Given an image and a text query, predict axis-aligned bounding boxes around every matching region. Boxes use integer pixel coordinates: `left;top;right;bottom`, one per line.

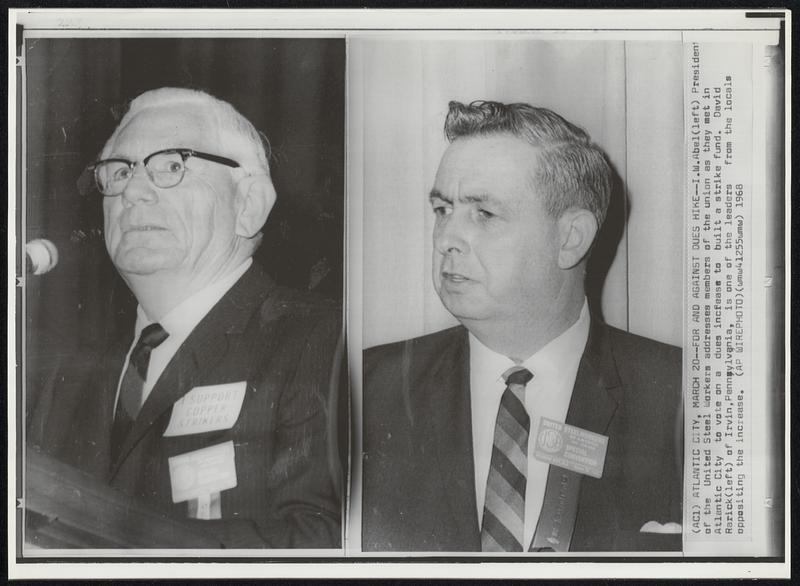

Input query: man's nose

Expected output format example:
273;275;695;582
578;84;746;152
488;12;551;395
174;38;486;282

434;213;470;256
121;165;157;205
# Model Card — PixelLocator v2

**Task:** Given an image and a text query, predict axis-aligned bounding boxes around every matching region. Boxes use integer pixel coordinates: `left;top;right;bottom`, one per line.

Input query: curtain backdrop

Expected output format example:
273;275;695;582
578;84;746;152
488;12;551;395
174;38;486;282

352;39;684;349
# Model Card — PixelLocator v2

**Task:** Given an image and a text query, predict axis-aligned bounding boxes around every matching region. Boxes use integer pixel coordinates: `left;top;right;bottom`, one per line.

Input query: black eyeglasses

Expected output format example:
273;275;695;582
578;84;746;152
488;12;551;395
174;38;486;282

83;148;240;197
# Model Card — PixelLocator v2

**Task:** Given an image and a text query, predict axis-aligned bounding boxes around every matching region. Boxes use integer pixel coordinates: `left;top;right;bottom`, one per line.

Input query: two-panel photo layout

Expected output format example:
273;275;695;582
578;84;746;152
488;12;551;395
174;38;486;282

17;33;784;561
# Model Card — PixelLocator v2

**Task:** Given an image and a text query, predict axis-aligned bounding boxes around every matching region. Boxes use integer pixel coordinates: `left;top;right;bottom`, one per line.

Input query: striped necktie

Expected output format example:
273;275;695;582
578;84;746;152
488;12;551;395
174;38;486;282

110;323;169;463
480;366;533;552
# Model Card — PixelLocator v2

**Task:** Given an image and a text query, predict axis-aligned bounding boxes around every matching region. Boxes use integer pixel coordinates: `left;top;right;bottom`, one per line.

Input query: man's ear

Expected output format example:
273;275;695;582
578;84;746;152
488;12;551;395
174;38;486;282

557;207;598;269
234;174;276;239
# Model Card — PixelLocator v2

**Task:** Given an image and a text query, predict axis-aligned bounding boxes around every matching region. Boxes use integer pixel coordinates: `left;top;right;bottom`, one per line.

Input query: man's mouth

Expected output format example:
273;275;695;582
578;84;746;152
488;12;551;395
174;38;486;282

441;271;471;283
125;224;166;232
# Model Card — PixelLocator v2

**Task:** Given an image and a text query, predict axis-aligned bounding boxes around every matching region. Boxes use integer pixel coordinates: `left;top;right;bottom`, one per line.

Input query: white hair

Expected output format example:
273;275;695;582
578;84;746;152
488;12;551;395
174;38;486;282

102;87;270;175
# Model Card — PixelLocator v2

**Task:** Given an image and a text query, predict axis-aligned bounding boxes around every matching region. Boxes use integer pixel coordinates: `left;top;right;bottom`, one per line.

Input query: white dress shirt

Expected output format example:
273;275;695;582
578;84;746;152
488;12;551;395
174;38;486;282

469;299;590;549
113;258;252;414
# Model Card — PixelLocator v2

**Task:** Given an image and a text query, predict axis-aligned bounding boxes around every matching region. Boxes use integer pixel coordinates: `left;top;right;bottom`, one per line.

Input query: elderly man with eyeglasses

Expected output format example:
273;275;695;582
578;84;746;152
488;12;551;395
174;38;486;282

37;88;342;549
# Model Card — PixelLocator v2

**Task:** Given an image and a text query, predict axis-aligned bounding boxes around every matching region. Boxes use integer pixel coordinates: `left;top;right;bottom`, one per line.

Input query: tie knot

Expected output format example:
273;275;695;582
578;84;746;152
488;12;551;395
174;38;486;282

504;366;533;386
138;322;169;350
130;323;169;378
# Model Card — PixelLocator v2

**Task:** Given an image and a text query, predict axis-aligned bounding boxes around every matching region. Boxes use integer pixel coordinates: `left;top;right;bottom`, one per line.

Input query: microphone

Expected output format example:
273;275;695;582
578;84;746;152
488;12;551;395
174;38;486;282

25;238;59;275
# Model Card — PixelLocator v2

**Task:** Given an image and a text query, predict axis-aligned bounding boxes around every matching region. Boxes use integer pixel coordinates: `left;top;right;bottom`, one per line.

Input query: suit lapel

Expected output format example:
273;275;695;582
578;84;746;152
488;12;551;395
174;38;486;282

563;315;623;550
109;265;274;478
565;315;622;435
102;338;130;433
70;336;130;475
421;327;481;548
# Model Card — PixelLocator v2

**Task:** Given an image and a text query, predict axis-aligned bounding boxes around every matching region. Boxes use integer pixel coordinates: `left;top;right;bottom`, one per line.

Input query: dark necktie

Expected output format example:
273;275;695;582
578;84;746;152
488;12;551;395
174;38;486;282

480;366;533;552
110;323;169;462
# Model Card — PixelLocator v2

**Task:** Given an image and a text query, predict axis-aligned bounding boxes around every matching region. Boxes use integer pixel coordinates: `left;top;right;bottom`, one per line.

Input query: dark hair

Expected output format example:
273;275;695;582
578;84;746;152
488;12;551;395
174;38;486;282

444;100;611;227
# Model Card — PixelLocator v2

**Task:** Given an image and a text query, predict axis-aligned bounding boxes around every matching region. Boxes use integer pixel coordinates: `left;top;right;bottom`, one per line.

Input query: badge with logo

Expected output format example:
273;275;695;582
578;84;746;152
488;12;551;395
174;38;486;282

533;417;608;479
168;441;237;519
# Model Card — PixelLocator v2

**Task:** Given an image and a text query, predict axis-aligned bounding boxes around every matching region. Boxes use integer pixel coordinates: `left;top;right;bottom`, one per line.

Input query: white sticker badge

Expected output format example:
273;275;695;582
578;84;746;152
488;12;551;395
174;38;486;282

168;441;237;503
163;381;247;437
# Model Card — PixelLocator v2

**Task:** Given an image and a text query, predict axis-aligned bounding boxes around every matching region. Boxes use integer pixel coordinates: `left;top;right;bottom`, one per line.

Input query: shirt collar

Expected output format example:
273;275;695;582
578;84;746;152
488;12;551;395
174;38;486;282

133;258;253;339
468;298;590;383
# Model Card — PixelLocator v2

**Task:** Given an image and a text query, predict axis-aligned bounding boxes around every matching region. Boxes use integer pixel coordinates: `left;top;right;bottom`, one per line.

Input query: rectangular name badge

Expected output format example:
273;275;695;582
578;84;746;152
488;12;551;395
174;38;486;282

163;381;247;437
533;417;609;479
168;441;237;503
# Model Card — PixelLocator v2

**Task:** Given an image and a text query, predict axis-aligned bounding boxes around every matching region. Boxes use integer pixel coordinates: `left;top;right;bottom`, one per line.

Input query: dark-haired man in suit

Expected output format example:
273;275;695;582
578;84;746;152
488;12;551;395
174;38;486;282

31;87;342;548
363;100;682;552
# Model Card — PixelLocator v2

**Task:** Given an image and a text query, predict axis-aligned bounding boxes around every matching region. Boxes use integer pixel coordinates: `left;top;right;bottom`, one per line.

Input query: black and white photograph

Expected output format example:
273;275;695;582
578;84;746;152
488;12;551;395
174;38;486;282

350;27;785;560
19;36;347;551
9;8;789;581
356;38;686;554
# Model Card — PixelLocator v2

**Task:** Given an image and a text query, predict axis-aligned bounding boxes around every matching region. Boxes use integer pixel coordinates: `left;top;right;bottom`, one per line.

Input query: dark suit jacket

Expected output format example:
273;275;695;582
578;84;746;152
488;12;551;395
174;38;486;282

363;317;683;552
31;263;343;548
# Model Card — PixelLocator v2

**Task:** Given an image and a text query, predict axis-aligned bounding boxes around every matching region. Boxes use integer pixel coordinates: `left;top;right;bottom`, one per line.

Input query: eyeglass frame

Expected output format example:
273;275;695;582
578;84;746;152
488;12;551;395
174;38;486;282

85;148;241;197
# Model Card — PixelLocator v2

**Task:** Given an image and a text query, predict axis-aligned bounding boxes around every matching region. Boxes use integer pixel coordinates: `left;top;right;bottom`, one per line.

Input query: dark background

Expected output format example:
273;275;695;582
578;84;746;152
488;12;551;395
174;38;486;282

23;38;345;418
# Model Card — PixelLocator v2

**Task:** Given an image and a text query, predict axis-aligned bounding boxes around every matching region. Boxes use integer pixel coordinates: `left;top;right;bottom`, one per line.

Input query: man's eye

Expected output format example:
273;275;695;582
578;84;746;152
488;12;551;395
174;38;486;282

166;161;183;174
432;205;451;217
477;208;495;219
113;167;132;181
